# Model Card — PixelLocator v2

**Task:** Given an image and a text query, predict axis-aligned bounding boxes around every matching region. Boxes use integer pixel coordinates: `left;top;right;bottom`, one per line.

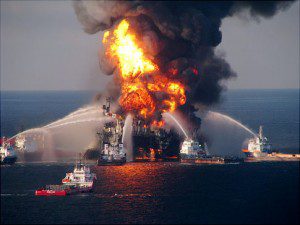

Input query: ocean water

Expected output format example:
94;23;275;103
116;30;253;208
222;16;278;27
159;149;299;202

0;91;94;137
1;162;299;224
1;89;299;224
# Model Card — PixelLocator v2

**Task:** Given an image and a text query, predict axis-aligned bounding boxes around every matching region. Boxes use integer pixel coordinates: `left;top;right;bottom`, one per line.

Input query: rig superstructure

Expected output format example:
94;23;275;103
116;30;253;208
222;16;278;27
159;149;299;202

97;98;126;165
132;118;180;161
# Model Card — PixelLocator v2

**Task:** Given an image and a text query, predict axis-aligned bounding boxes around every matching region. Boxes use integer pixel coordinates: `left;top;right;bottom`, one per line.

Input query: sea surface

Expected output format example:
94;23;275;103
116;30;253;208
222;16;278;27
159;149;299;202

1;162;299;224
1;89;299;224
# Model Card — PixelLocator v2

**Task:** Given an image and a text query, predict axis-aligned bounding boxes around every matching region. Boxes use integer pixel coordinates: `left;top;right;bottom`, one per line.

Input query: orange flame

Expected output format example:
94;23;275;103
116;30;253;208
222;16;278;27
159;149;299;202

102;19;187;120
103;20;156;80
151;120;165;128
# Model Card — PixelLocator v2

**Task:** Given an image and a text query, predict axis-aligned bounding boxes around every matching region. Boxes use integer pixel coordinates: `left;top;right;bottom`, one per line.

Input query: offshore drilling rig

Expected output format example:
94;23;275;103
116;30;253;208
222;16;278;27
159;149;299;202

89;98;182;165
131;118;181;161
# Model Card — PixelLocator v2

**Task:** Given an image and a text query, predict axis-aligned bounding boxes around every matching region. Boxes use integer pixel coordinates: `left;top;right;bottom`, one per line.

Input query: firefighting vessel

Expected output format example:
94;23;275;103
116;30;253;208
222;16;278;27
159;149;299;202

35;157;96;196
97;98;126;166
15;134;44;161
180;138;225;164
0;137;17;165
243;126;300;162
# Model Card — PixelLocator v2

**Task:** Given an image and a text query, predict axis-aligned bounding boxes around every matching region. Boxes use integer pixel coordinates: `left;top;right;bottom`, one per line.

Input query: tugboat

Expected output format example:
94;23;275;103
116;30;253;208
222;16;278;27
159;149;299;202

97;98;126;166
0;137;17;165
35;156;96;196
180;138;225;164
243;126;300;162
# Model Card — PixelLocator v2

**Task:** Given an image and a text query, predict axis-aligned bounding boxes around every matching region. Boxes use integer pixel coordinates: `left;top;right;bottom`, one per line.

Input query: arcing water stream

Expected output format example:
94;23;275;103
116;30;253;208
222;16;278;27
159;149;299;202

164;113;189;138
8;101;259;161
200;110;257;156
8;105;109;161
207;111;257;137
44;105;100;128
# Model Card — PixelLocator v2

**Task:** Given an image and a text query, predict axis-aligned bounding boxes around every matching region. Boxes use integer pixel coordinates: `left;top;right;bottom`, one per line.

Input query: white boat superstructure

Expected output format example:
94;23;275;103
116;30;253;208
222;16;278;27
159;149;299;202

62;161;96;188
180;138;208;158
243;126;272;157
0;137;17;164
243;126;300;161
179;138;229;164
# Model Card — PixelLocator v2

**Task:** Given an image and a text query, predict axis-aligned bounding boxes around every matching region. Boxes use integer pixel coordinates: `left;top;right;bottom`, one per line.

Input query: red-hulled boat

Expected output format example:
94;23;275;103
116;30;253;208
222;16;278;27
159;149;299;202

35;157;96;196
35;184;92;196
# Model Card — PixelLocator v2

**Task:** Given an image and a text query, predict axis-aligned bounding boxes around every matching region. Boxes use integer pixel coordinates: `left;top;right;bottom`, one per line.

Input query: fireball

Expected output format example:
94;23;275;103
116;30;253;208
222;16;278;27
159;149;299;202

102;19;187;121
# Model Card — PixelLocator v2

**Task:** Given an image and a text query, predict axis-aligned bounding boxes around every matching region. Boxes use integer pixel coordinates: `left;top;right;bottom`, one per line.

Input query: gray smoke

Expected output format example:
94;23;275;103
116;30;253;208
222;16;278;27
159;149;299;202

73;0;294;119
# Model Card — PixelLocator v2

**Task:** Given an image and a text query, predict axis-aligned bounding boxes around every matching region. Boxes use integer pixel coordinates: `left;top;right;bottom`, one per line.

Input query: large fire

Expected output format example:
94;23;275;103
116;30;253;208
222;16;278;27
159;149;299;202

102;19;187;123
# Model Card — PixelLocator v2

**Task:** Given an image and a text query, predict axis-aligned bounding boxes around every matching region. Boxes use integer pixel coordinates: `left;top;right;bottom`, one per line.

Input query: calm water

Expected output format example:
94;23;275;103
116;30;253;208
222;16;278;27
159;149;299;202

1;162;299;224
1;89;299;224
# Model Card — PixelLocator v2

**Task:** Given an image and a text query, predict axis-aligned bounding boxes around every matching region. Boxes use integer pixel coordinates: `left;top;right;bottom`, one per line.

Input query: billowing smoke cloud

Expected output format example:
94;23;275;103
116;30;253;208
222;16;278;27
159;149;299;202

73;0;294;129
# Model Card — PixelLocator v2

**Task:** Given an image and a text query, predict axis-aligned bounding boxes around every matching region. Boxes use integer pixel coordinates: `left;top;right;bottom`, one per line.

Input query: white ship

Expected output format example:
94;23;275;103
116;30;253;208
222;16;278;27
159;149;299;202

180;138;225;164
0;137;17;165
180;138;209;158
243;126;300;162
62;159;96;188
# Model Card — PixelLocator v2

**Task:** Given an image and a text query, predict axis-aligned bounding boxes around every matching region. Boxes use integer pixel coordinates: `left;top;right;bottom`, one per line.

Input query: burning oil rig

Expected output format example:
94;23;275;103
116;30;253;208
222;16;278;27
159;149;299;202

131;117;181;161
88;98;184;165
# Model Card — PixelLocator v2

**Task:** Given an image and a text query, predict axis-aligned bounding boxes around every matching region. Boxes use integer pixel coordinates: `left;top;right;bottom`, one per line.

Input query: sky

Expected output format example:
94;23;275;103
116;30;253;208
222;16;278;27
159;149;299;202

1;0;299;91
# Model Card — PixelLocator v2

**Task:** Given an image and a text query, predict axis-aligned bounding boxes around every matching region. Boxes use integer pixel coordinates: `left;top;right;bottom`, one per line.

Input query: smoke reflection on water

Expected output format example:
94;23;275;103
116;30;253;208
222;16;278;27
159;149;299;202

199;111;257;157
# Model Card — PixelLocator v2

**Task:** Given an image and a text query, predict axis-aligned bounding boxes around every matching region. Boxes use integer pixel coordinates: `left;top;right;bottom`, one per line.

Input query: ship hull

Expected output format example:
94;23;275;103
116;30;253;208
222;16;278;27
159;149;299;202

97;158;126;166
180;158;225;164
180;154;242;164
195;158;225;164
35;186;92;196
1;156;17;165
244;154;300;162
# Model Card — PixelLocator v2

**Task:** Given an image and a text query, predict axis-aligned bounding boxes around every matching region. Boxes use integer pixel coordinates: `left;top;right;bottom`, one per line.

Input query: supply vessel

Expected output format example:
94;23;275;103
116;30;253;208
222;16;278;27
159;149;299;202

180;138;226;164
243;126;300;162
0;137;17;165
35;156;96;196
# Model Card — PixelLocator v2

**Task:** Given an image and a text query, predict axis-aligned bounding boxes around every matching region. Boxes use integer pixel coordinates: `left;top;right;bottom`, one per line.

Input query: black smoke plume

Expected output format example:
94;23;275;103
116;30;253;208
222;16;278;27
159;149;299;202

73;0;294;129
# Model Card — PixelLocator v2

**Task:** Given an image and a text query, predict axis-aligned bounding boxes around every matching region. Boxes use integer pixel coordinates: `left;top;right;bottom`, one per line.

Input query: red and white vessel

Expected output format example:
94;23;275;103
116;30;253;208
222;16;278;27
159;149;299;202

35;159;96;196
